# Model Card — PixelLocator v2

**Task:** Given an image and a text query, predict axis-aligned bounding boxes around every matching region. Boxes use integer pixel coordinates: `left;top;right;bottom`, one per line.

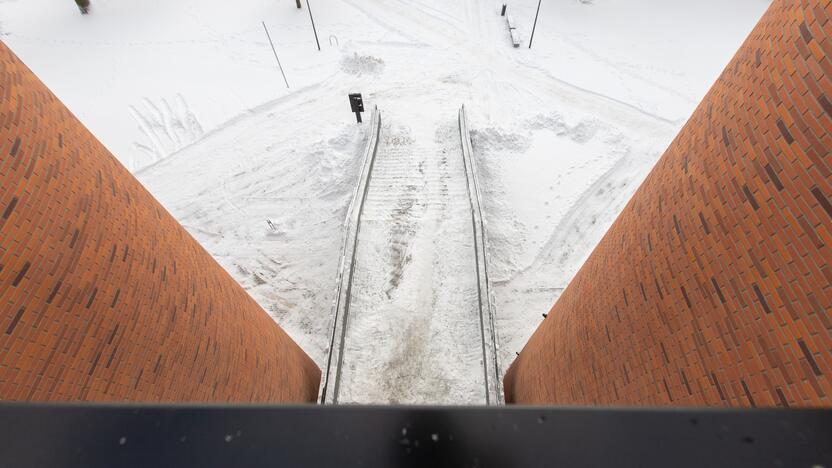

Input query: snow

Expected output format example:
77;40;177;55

136;87;368;367
0;0;344;171
1;0;770;403
337;110;487;404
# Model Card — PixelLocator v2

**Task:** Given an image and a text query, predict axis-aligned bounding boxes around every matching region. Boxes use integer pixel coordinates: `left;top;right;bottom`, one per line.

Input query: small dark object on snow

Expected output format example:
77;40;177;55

542;313;547;318
75;0;90;14
348;93;364;124
501;3;507;16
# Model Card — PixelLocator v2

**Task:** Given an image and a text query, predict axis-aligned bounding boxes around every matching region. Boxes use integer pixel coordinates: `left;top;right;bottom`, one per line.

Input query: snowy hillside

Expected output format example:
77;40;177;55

1;0;770;402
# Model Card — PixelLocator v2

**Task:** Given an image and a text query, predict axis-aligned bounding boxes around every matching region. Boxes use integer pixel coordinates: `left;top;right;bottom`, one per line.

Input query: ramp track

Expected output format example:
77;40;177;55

320;107;499;405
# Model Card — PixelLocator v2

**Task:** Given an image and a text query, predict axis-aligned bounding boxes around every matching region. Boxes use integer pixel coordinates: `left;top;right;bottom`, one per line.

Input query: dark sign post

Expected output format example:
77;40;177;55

348;93;364;124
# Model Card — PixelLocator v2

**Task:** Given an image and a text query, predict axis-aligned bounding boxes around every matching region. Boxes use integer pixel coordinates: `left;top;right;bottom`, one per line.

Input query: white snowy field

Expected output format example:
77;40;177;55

1;0;770;400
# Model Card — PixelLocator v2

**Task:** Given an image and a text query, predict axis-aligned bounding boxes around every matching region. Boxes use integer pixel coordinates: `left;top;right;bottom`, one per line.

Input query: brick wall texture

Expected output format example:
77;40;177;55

504;0;832;407
0;42;321;402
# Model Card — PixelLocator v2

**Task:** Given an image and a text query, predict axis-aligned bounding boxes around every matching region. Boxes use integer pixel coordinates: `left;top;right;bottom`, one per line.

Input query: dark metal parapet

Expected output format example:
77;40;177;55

0;404;829;467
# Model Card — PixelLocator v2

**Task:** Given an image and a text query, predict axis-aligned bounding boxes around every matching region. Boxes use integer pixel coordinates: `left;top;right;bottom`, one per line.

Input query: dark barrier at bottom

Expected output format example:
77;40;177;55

0;404;829;467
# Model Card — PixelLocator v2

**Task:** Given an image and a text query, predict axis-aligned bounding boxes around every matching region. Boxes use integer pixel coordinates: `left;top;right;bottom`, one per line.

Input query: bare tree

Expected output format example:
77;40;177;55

75;0;90;14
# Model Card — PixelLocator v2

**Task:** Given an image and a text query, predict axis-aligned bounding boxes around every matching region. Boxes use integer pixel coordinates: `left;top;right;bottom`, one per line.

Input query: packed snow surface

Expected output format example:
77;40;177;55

338;110;486;404
1;0;770;403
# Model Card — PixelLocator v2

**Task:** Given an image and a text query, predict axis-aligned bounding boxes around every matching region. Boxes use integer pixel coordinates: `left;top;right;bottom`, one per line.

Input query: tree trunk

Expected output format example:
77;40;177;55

75;0;90;14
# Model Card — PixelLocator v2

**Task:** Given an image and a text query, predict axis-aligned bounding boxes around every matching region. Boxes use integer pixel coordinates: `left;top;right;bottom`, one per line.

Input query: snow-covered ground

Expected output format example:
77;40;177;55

1;0;770;402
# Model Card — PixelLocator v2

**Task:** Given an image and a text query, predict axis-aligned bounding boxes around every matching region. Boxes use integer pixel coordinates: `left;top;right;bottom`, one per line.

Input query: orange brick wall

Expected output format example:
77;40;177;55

504;0;832;407
0;42;320;402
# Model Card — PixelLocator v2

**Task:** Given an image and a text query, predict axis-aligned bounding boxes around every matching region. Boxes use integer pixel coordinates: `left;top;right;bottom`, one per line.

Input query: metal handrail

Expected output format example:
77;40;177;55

459;105;502;404
319;106;382;404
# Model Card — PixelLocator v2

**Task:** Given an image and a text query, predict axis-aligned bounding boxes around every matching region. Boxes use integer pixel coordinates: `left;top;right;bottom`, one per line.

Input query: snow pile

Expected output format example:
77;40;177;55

340;53;385;76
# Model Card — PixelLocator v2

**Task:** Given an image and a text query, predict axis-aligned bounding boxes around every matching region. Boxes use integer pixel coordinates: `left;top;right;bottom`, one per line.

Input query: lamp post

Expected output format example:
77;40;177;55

528;0;542;49
307;0;321;51
262;22;290;88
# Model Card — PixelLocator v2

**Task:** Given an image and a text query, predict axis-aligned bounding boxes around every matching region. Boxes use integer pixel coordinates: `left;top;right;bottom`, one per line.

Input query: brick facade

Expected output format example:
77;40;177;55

0;42;320;402
504;0;832;407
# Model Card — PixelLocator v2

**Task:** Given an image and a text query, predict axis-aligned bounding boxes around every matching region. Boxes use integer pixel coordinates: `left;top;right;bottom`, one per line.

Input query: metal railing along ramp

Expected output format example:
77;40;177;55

319;107;382;404
459;105;501;404
320;106;500;405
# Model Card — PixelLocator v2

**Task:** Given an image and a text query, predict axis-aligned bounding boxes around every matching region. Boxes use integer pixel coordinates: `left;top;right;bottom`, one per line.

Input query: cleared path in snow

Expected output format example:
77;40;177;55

333;114;488;404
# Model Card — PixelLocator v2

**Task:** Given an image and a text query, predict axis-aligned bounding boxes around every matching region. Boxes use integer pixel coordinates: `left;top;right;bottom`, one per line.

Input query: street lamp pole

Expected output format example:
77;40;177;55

307;0;321;51
528;0;542;49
